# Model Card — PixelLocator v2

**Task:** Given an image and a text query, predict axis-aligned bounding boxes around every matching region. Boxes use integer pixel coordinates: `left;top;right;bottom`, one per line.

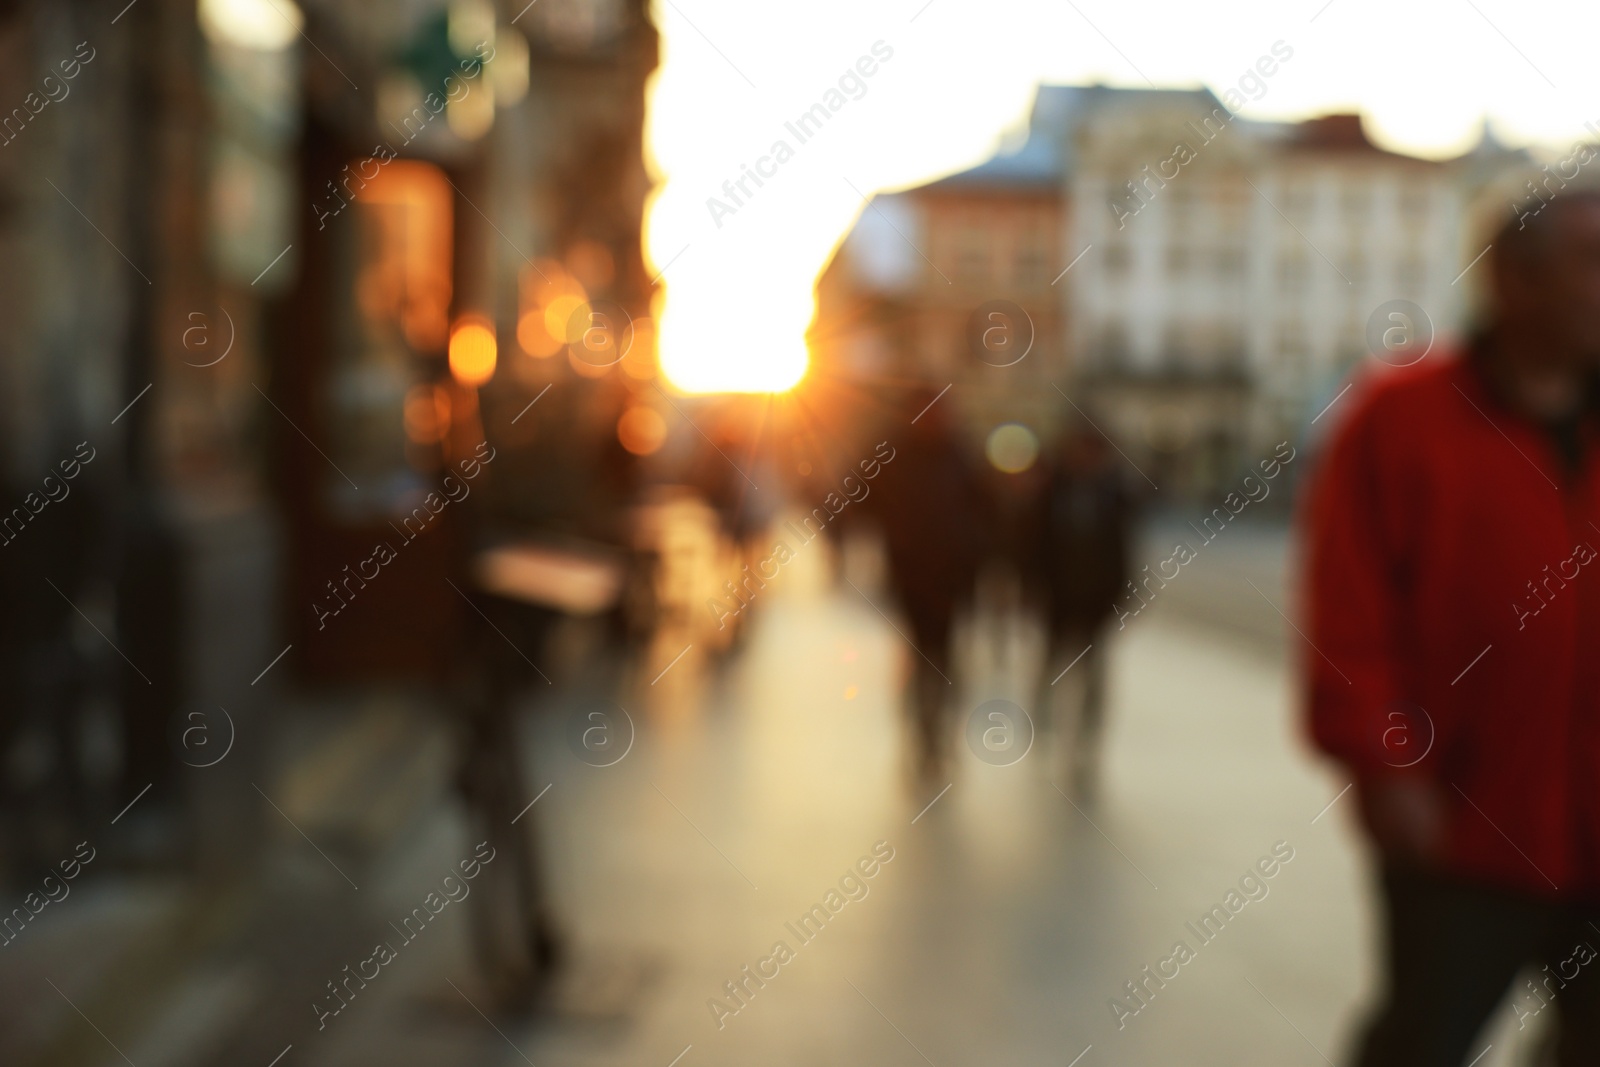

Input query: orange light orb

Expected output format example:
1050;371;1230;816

517;308;563;357
617;405;668;455
621;316;656;379
448;319;497;387
543;294;587;343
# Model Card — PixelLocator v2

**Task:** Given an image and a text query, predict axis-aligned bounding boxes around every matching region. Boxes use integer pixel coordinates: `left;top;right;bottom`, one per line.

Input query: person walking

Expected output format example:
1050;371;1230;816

1034;423;1131;800
1303;181;1600;1065
869;390;985;784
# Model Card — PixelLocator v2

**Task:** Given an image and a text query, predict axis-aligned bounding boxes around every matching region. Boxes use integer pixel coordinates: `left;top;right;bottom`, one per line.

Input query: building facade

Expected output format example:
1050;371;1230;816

809;88;1069;442
811;83;1526;497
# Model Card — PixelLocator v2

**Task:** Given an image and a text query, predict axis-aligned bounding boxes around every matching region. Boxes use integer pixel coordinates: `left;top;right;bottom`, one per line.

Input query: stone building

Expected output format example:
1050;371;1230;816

809;86;1068;448
811;83;1525;497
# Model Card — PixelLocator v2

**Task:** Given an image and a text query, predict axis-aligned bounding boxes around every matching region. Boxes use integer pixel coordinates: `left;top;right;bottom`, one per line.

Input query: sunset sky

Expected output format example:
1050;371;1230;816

643;0;1600;393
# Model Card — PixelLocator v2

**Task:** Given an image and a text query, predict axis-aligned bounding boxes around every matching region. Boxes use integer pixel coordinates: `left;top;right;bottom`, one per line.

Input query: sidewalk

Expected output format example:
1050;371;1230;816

11;522;1550;1066
7;691;463;1067
1136;511;1297;651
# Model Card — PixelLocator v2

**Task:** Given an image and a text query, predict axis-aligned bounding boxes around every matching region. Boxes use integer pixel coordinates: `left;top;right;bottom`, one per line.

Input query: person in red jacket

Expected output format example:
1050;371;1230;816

1304;186;1600;1064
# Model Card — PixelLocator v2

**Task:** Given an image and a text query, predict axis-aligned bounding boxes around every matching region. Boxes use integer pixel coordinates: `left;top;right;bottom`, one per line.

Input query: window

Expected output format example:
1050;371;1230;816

1214;183;1250;221
1281;181;1312;222
1276;319;1307;360
1342;251;1367;287
1163;322;1195;362
1279;246;1308;292
1014;226;1048;284
1342;185;1370;220
1098;323;1130;362
1340;313;1367;366
1215;245;1246;277
1399;255;1426;294
1105;242;1130;274
957;225;989;281
1169;186;1197;234
1213;327;1245;373
1399;184;1429;220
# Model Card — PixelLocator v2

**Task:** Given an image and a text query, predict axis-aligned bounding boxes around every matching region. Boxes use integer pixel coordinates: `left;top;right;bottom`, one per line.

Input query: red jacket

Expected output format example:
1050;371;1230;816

1303;350;1600;899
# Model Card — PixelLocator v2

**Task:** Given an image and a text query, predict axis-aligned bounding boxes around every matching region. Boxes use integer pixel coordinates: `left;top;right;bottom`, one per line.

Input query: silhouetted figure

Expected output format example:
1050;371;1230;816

454;594;565;998
869;392;984;783
1033;425;1130;799
446;374;653;1002
979;445;1050;604
1305;187;1600;1064
683;415;761;550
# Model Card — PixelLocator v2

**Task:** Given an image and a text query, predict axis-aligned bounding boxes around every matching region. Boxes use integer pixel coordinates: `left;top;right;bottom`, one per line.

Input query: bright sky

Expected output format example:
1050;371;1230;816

643;0;1600;394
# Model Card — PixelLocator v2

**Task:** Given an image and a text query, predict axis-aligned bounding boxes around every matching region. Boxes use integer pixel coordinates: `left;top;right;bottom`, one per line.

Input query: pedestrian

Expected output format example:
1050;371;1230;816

868;389;985;784
1034;422;1131;800
1303;175;1600;1065
683;404;767;551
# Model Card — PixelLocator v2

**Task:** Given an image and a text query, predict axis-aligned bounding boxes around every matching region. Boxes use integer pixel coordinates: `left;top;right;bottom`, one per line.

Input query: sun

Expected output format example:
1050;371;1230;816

653;282;811;394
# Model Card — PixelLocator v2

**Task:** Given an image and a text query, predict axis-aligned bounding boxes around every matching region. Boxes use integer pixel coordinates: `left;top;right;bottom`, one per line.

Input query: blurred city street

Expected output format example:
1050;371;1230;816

3;514;1534;1066
7;1;1600;1063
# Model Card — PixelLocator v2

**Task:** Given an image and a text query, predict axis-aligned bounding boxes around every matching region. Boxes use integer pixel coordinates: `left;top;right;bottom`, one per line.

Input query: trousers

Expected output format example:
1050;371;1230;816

1354;862;1600;1066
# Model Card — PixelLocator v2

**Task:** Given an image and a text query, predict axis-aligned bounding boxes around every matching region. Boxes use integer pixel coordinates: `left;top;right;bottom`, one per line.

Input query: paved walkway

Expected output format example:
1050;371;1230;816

506;589;1374;1067
23;520;1548;1067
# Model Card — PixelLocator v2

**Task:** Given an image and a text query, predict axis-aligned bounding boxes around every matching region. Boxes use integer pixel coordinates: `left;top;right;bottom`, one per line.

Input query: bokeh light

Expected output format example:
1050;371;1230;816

621;317;657;379
986;422;1039;473
448;318;497;387
517;308;563;357
544;294;588;344
617;405;668;455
